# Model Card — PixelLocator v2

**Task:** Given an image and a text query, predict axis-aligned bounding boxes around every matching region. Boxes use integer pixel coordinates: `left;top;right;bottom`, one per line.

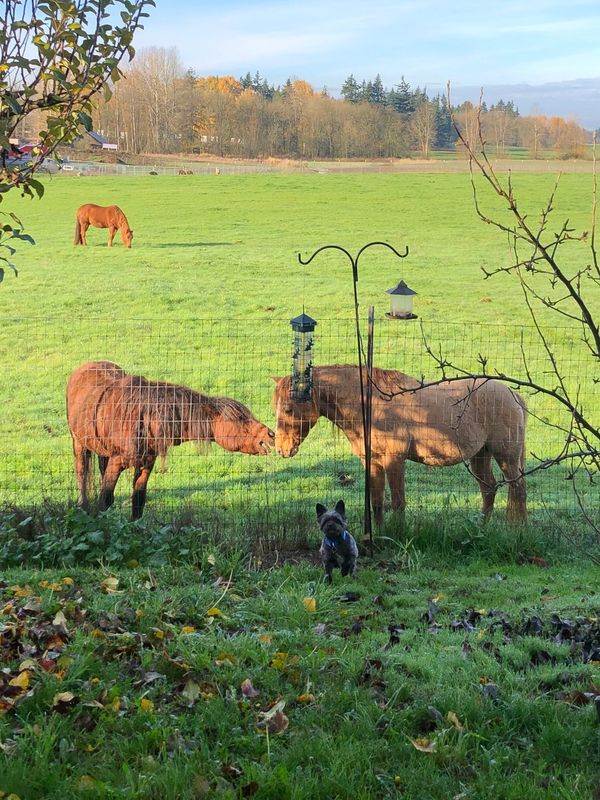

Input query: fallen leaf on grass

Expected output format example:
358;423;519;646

528;556;549;568
139;698;155;712
446;711;464;732
296;692;315;704
182;679;201;705
181;626;196;634
52;610;69;631
422;599;439;625
256;700;289;734
241;679;259;698
409;736;436;753
270;652;289;670
337;591;360;603
52;691;78;713
303;597;317;613
215;652;236;667
100;577;122;594
8;671;30;690
222;763;242;780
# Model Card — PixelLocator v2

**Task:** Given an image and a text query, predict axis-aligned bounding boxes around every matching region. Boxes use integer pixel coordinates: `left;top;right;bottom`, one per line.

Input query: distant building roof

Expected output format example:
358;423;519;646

87;131;109;145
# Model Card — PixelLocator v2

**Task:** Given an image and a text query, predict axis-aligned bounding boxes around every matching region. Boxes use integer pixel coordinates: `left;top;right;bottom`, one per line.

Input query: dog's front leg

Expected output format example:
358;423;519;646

341;557;356;577
323;556;338;584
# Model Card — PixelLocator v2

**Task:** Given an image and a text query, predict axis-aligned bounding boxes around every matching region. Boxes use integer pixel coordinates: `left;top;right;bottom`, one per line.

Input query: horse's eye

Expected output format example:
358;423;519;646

283;406;295;415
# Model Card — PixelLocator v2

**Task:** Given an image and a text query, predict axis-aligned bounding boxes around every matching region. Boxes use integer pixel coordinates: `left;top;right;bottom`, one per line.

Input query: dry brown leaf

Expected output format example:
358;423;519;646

409;736;437;752
241;678;259;698
446;711;464;732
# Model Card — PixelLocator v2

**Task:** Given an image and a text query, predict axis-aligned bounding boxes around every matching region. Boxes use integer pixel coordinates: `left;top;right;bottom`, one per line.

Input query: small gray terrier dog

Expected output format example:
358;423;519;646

317;499;358;584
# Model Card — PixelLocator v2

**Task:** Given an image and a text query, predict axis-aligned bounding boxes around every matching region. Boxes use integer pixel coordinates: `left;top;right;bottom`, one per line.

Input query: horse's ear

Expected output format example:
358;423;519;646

316;503;326;518
271;376;283;383
334;499;346;518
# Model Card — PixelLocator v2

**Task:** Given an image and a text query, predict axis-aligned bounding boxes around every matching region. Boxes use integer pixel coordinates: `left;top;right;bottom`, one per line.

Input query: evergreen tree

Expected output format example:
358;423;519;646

341;74;360;103
369;74;386;104
434;94;455;148
389;76;415;114
240;72;253;90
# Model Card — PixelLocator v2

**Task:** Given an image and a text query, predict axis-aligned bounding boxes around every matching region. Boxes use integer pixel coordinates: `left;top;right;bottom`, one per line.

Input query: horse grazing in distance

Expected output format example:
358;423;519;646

272;365;527;526
74;204;133;248
67;361;274;519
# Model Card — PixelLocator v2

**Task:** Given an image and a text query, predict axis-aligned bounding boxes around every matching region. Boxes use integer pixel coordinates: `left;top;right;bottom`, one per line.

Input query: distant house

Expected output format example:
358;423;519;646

84;131;118;151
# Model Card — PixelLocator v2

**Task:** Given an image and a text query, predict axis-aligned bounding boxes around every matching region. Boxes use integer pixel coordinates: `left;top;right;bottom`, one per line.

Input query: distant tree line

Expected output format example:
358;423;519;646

81;48;589;160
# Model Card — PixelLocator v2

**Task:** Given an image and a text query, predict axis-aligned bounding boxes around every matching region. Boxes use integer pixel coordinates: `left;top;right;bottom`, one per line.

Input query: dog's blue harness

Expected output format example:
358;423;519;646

324;530;348;550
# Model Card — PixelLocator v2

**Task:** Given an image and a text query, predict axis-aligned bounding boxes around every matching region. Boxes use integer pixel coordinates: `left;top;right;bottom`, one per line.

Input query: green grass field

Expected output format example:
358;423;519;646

0;171;597;533
1;170;599;799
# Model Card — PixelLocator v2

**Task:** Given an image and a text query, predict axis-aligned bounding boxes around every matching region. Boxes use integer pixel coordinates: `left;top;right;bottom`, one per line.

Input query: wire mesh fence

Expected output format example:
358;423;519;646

0;315;596;539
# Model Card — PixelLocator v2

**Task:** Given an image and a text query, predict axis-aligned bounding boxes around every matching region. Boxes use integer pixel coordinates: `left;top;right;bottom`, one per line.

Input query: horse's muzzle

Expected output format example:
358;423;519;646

276;442;299;458
258;429;275;455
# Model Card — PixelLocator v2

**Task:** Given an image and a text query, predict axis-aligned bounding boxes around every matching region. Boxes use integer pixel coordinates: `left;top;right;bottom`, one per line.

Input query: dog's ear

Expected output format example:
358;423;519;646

334;499;346;518
316;503;327;518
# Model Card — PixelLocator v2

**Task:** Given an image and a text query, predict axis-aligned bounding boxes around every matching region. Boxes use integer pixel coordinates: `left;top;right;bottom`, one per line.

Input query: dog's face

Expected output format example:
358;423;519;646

316;499;346;539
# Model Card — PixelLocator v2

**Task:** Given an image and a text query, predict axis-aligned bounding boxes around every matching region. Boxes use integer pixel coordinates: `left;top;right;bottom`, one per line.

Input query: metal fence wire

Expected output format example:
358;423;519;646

0;316;596;537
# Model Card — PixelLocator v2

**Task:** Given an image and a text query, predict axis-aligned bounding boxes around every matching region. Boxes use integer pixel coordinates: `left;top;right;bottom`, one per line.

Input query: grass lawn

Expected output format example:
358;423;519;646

0;170;598;798
1;544;599;799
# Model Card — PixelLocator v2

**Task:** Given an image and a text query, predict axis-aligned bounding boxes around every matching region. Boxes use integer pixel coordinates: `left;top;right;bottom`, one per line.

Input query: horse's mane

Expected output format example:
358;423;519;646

313;364;421;396
114;206;130;228
115;375;256;452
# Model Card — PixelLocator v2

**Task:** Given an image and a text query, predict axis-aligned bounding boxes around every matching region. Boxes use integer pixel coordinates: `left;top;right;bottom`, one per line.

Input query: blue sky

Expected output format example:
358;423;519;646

136;1;600;126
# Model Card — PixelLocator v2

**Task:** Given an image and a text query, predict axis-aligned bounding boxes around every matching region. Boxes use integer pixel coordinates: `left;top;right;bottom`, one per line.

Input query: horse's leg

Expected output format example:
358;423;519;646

73;442;91;510
496;455;527;523
470;446;497;523
369;462;386;527
385;458;406;514
98;456;109;491
108;226;116;247
131;457;156;520
98;455;109;477
81;221;89;245
98;458;125;512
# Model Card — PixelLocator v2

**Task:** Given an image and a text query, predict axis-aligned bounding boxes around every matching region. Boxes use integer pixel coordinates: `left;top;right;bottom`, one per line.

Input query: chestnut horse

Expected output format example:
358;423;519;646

272;365;527;525
74;204;133;248
67;361;274;519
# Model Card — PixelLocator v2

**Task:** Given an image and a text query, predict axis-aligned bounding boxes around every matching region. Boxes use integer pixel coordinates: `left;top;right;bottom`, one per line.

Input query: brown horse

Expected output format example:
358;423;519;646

74;204;133;248
67;361;274;519
272;365;527;525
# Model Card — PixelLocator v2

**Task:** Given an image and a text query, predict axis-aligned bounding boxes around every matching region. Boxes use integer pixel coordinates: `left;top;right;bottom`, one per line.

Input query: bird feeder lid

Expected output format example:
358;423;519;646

290;312;317;332
386;280;417;296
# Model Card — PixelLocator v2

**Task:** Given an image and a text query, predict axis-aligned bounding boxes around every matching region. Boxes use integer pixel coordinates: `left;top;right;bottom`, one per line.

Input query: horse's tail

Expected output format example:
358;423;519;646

74;217;82;245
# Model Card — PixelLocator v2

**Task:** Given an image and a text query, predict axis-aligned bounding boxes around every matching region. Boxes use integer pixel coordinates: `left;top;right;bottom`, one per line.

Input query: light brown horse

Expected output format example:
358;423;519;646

74;204;133;248
67;361;274;519
273;365;527;525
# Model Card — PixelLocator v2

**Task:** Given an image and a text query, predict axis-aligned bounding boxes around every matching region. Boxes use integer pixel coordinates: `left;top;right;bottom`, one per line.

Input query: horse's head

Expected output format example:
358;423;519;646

271;376;319;458
212;400;274;455
123;228;133;248
235;419;275;455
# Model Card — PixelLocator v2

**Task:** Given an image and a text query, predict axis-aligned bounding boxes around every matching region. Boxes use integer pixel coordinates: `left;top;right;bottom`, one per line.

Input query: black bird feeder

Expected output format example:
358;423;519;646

290;312;317;400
